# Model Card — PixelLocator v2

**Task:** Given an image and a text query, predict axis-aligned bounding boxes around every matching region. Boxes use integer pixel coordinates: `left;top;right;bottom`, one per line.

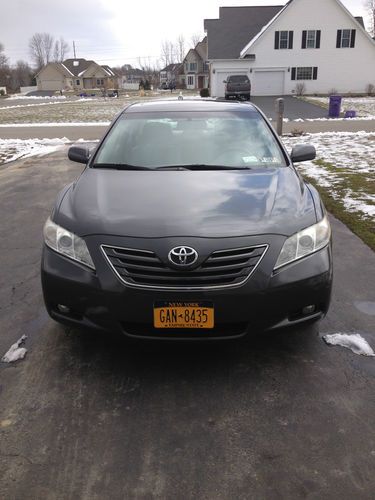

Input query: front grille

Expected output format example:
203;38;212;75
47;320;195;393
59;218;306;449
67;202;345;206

101;244;268;290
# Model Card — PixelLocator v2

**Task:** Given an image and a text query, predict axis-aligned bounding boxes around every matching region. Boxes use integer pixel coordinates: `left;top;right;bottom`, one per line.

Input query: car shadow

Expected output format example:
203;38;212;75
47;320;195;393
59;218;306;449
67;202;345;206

55;322;321;383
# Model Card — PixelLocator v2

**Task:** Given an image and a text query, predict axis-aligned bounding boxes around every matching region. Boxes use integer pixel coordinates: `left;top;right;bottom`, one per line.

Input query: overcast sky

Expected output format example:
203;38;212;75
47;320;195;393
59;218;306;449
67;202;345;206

0;0;369;68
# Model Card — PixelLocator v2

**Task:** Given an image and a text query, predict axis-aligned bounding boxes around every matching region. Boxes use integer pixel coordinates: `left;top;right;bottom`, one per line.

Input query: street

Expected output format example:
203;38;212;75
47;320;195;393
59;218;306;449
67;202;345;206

0;150;375;499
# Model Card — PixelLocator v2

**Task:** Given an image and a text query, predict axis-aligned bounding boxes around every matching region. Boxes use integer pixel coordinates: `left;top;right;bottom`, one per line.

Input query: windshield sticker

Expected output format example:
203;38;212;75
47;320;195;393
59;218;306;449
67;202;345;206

242;156;259;163
261;157;279;163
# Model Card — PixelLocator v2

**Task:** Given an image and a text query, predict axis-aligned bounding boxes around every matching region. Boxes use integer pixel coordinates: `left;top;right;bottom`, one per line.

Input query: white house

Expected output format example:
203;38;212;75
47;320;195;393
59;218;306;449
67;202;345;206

205;0;375;97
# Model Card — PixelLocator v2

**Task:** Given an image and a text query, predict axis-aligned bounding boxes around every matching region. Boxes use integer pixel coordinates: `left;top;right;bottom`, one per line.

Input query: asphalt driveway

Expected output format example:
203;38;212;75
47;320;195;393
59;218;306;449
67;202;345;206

252;95;328;120
1;150;375;499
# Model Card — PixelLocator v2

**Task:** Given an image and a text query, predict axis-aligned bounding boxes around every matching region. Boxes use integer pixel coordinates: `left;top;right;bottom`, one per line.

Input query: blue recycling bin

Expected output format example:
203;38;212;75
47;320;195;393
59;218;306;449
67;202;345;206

328;95;342;118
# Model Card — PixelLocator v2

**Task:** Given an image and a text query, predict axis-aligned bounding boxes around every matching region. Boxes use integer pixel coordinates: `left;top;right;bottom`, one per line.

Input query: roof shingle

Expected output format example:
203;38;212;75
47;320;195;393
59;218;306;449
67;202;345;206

204;5;283;59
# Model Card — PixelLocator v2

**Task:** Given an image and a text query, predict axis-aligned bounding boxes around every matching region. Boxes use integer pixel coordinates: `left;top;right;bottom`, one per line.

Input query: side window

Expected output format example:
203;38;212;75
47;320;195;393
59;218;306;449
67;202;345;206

291;67;318;81
336;29;356;48
274;31;294;49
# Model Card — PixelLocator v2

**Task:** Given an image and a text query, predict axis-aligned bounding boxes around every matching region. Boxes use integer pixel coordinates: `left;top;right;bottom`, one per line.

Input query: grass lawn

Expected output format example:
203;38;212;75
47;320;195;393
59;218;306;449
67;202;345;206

0;91;200;124
282;132;375;251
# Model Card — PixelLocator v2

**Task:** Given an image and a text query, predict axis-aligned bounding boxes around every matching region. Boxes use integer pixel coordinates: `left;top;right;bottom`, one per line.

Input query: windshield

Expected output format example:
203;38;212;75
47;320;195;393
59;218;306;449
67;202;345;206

93;110;287;169
228;76;249;83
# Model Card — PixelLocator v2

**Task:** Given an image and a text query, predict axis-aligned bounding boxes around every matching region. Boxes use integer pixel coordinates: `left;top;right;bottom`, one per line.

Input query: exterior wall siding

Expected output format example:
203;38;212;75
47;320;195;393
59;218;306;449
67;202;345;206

210;0;375;96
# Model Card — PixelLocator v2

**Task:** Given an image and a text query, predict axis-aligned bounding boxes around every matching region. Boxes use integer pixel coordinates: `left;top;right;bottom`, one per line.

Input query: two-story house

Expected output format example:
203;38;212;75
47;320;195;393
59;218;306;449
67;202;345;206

204;0;375;96
181;38;209;90
159;63;182;87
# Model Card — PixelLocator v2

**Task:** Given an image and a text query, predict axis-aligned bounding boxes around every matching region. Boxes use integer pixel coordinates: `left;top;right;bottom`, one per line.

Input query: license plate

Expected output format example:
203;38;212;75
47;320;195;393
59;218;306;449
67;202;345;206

154;301;214;329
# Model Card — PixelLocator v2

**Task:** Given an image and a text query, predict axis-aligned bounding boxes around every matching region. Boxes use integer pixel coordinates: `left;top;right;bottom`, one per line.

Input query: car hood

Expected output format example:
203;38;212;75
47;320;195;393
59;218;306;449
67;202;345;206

56;167;317;238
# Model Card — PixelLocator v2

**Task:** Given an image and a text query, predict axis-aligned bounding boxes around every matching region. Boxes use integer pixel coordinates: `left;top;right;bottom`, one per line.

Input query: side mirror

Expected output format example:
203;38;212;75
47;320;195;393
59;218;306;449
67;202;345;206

290;144;316;163
68;145;90;164
223;80;227;84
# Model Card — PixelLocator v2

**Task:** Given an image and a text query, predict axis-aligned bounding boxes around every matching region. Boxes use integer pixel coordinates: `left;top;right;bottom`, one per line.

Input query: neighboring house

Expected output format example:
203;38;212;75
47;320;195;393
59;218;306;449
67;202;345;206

159;63;182;86
204;0;375;96
36;58;120;92
121;65;146;85
181;38;209;90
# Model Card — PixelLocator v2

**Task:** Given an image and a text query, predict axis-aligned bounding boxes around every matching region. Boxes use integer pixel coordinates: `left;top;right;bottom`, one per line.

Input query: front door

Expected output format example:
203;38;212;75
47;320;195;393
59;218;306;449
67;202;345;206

187;75;195;89
198;75;204;89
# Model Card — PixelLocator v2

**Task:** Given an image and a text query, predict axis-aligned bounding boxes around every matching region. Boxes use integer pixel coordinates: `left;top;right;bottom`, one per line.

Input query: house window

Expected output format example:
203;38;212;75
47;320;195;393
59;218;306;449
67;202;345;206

187;76;194;86
337;29;356;48
203;62;209;72
274;30;294;49
96;79;104;86
76;79;80;86
189;62;197;72
291;67;318;80
302;30;321;49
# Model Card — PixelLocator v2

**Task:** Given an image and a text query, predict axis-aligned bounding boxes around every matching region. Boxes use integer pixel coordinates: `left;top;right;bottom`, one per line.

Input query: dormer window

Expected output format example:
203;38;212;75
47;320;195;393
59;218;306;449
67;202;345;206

274;31;294;50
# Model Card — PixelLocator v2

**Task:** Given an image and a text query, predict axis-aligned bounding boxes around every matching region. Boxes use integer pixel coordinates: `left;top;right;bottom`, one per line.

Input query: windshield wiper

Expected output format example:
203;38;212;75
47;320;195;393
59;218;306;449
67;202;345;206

92;163;152;170
156;164;253;171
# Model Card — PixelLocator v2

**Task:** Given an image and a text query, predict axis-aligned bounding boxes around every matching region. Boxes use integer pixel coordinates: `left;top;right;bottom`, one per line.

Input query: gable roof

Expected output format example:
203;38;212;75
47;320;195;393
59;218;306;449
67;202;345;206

195;37;207;60
62;58;96;76
240;0;375;57
161;63;181;73
183;47;205;64
204;5;283;59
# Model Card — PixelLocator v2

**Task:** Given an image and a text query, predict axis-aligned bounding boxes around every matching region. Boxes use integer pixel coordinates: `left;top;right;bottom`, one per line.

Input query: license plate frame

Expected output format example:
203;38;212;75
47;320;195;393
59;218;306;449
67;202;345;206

153;301;214;329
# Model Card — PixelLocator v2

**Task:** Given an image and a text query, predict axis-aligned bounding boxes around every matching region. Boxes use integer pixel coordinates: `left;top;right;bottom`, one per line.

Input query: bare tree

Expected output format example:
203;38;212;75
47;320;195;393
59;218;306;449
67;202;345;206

29;33;56;70
161;40;176;68
137;57;160;86
53;37;69;63
0;43;10;87
365;0;375;36
176;34;186;63
0;42;8;68
190;33;202;48
14;60;33;87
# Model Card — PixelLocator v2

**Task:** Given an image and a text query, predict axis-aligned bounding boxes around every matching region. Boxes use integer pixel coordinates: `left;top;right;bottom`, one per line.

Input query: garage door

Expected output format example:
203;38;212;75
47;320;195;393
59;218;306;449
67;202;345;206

252;71;285;96
40;80;63;91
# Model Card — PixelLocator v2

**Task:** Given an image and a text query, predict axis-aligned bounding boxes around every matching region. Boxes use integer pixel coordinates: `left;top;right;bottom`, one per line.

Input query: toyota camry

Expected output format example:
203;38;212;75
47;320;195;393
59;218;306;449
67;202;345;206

41;99;332;339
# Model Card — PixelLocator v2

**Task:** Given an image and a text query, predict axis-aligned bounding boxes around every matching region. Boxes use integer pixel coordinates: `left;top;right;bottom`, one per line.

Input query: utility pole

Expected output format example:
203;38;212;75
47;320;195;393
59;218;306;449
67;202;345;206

73;41;76;58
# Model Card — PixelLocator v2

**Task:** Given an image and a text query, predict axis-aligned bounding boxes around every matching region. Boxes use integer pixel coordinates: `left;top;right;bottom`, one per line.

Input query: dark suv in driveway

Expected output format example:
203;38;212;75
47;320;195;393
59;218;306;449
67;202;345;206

41;99;332;340
225;75;251;100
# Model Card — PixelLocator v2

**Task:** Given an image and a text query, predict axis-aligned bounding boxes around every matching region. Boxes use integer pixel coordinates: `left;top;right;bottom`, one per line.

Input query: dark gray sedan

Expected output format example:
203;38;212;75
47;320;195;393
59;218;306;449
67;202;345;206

41;99;332;339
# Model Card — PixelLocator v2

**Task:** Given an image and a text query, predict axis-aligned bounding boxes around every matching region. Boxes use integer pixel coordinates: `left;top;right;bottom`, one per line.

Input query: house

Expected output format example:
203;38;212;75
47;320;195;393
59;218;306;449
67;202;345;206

181;38;209;90
204;0;375;96
36;59;120;92
159;63;182;87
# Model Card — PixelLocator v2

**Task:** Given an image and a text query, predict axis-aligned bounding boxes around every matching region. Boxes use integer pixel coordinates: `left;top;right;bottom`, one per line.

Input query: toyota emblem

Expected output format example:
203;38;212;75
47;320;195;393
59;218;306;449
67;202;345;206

168;246;198;266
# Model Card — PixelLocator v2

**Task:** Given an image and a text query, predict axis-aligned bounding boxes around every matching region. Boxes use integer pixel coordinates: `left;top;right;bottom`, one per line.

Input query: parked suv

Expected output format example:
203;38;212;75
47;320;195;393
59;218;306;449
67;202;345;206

224;75;251;100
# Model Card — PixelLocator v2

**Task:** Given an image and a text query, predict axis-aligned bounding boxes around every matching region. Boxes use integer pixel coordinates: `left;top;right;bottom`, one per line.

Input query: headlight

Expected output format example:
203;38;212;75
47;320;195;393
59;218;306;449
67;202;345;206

274;216;331;270
43;217;95;270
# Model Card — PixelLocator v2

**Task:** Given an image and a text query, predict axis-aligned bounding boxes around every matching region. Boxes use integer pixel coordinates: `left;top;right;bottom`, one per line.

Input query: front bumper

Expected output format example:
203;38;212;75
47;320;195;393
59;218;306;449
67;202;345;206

41;234;333;340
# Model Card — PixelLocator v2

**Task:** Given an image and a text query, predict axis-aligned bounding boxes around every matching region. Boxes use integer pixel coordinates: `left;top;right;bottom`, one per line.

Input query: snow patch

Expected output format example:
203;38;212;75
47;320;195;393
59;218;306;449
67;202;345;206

0;122;110;127
6;95;67;100
323;333;375;357
1;335;27;363
0;137;99;165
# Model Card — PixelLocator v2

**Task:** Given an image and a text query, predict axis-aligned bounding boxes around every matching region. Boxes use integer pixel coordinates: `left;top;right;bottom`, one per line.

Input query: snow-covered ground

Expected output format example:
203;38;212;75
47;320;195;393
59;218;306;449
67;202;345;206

303;96;375;118
0;93;200;124
0;137;70;164
6;95;67;100
282;131;375;220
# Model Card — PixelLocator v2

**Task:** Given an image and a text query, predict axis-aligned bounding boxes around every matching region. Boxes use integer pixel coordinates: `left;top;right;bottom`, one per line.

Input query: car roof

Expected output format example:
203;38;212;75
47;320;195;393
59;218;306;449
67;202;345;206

123;99;258;114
